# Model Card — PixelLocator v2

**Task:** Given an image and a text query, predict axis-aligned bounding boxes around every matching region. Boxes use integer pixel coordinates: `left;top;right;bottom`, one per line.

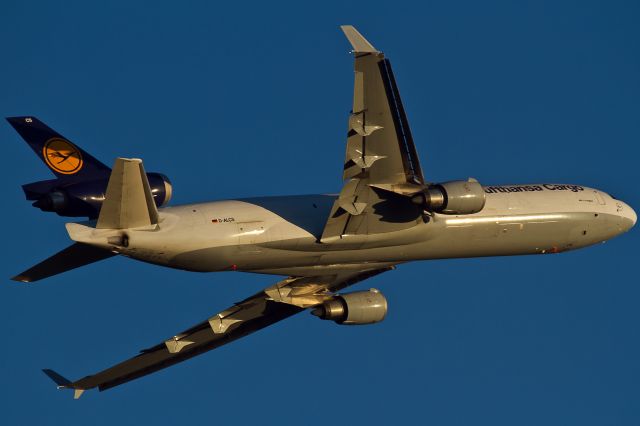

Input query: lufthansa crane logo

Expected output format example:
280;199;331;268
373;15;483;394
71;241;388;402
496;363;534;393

42;138;83;175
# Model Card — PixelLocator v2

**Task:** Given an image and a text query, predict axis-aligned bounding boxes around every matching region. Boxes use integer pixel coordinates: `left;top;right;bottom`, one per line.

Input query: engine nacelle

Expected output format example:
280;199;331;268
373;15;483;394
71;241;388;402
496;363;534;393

146;173;173;207
411;178;486;215
311;289;388;325
23;172;173;218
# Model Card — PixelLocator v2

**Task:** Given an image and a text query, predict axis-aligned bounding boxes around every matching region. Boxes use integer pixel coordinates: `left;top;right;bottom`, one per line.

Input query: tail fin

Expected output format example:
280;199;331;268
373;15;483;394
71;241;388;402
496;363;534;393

96;158;159;229
6;116;110;179
11;243;116;283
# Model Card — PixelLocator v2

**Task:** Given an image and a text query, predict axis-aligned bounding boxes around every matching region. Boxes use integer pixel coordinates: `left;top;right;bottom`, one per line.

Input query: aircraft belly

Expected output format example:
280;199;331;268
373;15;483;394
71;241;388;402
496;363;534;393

158;210;623;273
168;246;322;271
255;212;623;271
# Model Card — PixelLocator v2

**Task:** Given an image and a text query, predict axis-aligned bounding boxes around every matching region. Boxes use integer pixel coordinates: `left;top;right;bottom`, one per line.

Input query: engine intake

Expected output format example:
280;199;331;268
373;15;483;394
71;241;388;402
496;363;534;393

311;289;387;325
412;178;486;215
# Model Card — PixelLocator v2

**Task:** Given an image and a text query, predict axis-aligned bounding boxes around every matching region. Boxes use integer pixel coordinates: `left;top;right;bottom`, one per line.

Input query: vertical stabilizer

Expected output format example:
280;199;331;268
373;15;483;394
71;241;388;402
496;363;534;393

6;116;110;179
96;158;159;229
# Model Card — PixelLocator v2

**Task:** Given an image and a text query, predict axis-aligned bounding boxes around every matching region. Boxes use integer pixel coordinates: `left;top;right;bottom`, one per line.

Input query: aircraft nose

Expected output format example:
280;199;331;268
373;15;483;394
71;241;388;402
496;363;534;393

617;201;637;232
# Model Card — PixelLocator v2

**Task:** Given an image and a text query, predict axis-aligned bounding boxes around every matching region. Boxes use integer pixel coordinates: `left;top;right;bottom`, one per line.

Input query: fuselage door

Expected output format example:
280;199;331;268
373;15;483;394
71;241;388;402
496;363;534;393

594;191;606;205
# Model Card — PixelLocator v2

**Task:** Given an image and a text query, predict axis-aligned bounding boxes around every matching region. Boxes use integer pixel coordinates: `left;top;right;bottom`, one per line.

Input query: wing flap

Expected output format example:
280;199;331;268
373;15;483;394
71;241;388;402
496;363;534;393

321;26;425;242
75;301;303;392
49;267;392;394
340;29;423;185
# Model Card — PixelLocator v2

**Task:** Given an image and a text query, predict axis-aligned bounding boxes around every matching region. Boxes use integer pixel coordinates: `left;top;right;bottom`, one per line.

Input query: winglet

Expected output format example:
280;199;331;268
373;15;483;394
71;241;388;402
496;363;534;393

340;25;379;53
42;369;86;399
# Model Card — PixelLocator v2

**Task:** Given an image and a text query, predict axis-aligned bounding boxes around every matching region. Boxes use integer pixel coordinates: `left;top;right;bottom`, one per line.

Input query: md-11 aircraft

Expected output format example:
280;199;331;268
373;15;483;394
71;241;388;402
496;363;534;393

8;26;636;399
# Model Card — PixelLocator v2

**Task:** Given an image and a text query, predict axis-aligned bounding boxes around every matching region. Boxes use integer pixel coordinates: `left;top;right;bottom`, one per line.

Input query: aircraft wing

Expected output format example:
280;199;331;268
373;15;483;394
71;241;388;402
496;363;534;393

43;267;391;398
321;26;426;242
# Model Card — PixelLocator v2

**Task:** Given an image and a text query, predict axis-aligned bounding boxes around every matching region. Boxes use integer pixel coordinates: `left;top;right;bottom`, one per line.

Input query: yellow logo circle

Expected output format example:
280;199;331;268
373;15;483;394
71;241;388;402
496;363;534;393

42;138;84;175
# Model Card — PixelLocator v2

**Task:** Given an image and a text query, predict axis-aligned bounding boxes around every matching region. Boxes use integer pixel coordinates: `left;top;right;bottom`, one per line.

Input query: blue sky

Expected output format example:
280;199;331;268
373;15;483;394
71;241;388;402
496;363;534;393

1;1;639;424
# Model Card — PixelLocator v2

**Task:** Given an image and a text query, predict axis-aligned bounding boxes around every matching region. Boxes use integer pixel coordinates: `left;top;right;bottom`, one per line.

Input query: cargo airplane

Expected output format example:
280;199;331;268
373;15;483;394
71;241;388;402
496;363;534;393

8;26;636;399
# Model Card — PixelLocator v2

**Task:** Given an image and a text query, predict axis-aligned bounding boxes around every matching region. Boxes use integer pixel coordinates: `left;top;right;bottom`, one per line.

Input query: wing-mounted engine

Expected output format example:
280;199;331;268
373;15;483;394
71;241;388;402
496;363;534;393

6;116;173;219
22;172;172;219
414;179;485;214
321;28;486;245
371;178;486;215
407;179;486;215
311;288;387;325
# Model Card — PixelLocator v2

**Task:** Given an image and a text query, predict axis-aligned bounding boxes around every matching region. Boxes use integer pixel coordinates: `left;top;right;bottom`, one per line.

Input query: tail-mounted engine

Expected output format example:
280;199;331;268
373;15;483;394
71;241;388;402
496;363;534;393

311;289;387;325
410;178;486;215
22;172;172;219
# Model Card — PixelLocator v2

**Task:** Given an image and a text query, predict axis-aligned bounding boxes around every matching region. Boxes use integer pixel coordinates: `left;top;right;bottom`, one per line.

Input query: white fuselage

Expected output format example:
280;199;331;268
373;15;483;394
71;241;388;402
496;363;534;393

73;184;636;277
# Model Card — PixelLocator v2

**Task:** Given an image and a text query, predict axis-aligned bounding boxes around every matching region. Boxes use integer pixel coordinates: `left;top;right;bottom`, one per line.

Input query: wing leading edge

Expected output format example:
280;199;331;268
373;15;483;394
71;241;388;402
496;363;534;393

43;267;392;397
340;25;423;185
321;26;426;242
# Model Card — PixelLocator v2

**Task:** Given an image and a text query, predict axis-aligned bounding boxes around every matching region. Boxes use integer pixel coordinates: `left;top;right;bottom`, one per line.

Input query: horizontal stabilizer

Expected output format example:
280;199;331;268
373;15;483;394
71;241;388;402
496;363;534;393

97;158;159;229
42;369;71;387
42;370;86;399
12;243;116;283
